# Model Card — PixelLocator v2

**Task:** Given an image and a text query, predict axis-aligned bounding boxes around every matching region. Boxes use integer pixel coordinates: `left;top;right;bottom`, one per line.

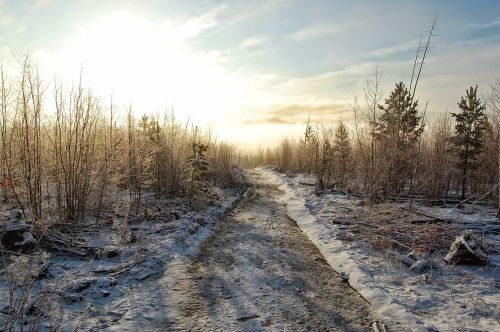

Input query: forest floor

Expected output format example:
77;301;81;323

1;168;374;331
261;167;500;332
2;167;498;331
107;168;374;331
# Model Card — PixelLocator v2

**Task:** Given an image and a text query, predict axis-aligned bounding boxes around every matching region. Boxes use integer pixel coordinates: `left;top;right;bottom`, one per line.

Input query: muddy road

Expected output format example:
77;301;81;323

110;169;373;331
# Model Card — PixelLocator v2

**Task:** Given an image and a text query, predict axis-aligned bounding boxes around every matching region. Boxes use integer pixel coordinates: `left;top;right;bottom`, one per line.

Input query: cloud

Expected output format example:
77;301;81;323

220;0;289;24
468;20;500;29
239;36;268;49
244;102;351;125
174;4;225;39
288;23;351;42
368;39;419;58
0;1;25;43
32;0;54;10
273;61;390;98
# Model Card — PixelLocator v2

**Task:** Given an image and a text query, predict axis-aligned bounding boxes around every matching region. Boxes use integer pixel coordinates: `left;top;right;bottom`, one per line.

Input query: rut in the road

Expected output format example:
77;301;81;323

174;171;373;331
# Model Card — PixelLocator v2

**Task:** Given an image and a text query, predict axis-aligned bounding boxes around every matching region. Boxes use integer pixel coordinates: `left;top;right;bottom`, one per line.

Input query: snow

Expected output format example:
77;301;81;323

257;167;500;332
2;167;498;331
0;186;246;331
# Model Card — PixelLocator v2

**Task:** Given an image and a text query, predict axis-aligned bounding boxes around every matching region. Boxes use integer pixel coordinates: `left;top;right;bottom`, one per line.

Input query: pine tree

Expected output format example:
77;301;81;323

333;121;351;188
451;85;488;199
300;117;318;174
184;141;209;209
374;82;424;194
318;137;333;189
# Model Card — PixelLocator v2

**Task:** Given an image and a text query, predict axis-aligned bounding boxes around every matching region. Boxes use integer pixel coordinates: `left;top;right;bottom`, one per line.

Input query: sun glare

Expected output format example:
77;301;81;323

37;11;252;129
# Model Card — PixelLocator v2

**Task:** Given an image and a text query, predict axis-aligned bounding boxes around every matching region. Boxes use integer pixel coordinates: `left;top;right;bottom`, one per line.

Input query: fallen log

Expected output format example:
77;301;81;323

444;232;489;265
47;239;87;257
371;321;387;332
455;194;477;209
400;207;451;223
410;218;451;225
387;250;432;272
386;250;416;266
410;252;432;272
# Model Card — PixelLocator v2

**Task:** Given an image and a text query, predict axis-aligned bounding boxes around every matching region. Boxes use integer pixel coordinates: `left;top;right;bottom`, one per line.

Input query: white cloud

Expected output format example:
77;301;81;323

0;1;26;46
32;9;284;137
368;39;419;58
467;20;500;29
239;36;268;49
32;0;54;10
174;4;225;39
288;23;350;42
220;0;288;24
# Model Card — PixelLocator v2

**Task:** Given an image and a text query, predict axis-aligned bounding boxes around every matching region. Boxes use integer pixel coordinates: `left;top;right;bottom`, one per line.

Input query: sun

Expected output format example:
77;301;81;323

36;11;226;124
34;10;277;147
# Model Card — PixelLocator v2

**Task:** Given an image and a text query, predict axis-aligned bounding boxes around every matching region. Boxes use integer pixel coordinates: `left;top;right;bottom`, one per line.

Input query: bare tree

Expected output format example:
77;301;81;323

17;56;44;221
50;76;101;221
486;79;500;217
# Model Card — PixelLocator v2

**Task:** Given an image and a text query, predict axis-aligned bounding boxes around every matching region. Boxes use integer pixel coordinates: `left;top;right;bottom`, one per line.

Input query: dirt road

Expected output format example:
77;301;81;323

110;169;373;331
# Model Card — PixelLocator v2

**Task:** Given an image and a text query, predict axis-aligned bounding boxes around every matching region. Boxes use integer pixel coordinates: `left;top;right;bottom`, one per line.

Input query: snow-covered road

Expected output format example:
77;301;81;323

107;168;373;331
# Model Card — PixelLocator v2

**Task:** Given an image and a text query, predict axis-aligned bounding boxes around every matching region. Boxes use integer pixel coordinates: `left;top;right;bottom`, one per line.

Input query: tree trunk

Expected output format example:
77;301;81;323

497;136;500;218
461;152;469;200
461;166;467;200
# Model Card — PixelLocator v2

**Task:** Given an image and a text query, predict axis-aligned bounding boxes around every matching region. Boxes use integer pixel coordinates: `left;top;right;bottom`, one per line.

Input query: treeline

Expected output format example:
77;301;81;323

246;75;500;209
0;57;240;222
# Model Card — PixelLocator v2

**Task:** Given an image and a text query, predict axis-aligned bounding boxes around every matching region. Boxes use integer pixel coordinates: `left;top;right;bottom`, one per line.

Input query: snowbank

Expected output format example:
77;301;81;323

258;167;500;332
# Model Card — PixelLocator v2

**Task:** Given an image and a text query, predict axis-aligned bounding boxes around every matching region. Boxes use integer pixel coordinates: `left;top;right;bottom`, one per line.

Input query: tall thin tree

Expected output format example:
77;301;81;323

451;85;488;199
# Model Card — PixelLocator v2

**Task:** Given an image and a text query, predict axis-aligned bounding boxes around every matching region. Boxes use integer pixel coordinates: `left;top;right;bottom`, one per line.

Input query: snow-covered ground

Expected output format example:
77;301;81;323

259;167;500;332
107;168;373;331
3;168;498;331
0;186;246;331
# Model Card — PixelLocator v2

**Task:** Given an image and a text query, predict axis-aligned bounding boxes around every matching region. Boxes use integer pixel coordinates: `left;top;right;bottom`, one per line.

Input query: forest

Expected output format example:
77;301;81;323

0;4;499;330
0;56;240;224
246;73;500;213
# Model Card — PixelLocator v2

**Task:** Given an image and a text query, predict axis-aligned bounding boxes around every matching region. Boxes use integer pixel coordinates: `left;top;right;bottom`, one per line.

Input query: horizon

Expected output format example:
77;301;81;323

1;0;499;151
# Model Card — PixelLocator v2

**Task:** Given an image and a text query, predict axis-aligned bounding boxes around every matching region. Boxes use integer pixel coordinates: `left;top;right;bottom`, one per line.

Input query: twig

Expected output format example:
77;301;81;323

374;234;412;250
455;194;477;209
399;206;450;223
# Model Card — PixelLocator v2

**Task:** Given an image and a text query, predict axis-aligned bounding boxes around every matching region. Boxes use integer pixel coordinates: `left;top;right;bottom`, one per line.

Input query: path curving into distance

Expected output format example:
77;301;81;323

108;169;373;331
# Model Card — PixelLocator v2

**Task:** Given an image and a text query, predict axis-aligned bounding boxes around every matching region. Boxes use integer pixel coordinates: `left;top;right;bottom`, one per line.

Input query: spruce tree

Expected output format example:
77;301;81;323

333;121;351;188
184;142;209;209
300;117;317;174
374;82;424;194
375;82;423;149
451;85;488;199
318;137;333;189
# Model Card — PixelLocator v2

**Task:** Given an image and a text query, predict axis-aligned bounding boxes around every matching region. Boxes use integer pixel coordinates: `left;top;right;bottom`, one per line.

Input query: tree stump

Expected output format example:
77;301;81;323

0;210;35;251
444;232;488;265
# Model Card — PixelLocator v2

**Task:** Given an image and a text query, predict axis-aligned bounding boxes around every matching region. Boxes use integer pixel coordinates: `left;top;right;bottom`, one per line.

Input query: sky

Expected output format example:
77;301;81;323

0;0;499;150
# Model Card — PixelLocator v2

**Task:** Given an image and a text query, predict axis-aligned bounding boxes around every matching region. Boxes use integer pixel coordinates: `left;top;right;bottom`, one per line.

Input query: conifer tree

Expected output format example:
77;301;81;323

451;85;488;199
374;82;424;194
318;137;333;189
184;141;209;209
300;117;318;174
333;120;351;188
